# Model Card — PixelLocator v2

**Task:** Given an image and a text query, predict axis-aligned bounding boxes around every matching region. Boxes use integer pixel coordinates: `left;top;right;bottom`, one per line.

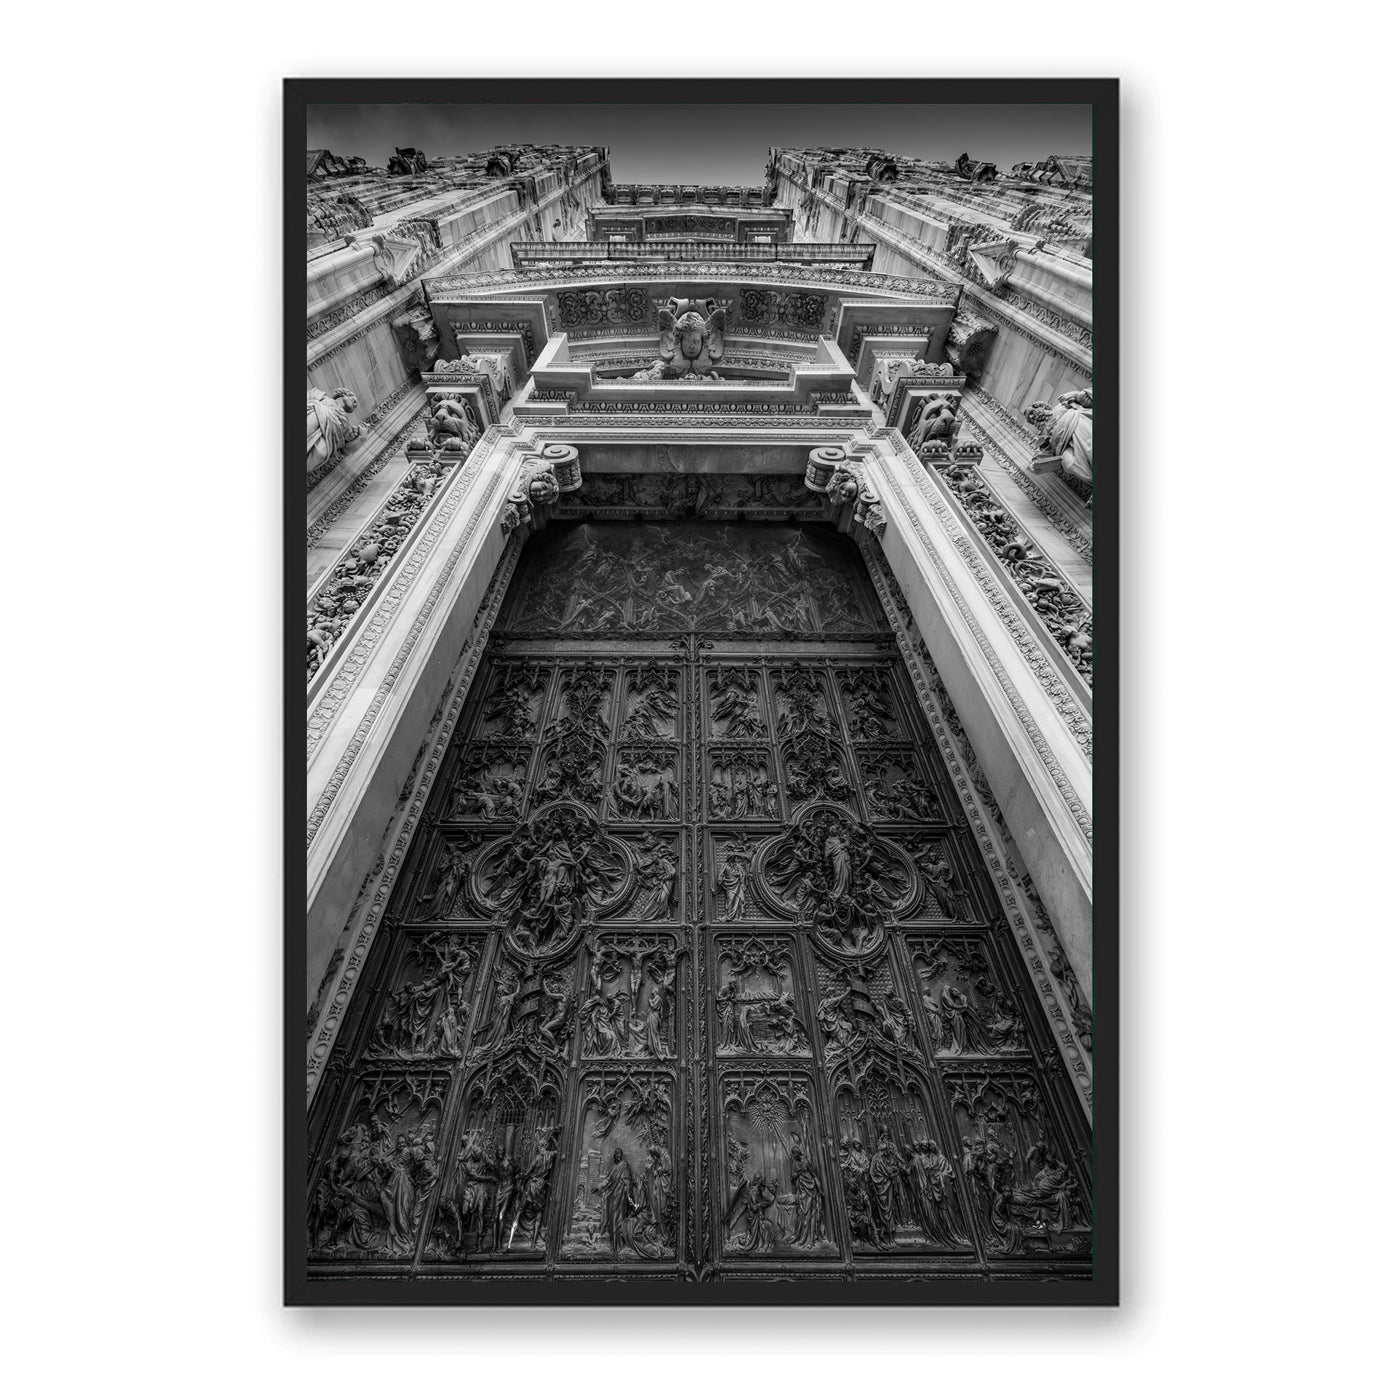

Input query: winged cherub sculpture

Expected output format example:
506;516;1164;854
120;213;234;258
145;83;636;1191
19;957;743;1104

651;297;726;379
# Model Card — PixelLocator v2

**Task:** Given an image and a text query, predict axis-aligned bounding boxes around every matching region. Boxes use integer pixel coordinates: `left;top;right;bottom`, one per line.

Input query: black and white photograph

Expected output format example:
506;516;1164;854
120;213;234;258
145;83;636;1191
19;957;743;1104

9;6;1394;1390
293;81;1114;1304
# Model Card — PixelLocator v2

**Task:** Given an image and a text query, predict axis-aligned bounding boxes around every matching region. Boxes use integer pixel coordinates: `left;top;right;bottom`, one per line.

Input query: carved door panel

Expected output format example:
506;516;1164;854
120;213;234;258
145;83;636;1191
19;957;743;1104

308;520;1090;1280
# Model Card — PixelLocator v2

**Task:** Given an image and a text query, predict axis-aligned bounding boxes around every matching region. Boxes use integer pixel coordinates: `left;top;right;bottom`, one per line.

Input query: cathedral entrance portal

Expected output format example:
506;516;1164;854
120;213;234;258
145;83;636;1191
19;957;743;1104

307;519;1091;1281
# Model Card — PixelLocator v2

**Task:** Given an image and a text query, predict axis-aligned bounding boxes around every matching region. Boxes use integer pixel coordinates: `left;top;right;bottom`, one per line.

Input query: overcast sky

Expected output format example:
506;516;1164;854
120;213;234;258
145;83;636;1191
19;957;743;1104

307;103;1091;183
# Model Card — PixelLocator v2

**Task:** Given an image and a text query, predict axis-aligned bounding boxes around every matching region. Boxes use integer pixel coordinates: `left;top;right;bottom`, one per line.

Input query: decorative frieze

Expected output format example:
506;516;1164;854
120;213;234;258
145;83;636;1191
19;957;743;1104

921;444;1092;684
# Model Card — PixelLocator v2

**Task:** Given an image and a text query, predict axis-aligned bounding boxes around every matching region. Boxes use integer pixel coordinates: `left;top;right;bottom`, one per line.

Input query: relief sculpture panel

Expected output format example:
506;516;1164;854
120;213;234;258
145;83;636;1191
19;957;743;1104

307;520;1090;1282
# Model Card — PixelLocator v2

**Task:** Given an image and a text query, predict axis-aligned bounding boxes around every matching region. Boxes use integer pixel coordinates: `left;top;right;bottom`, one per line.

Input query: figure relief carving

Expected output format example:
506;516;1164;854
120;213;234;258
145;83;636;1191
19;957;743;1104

709;667;766;737
913;939;1027;1056
715;940;810;1056
774;668;836;740
1025;388;1093;487
840;668;899;739
721;1077;834;1255
622;665;679;739
949;1074;1089;1254
476;805;628;955
430;1073;563;1257
415;836;483;921
581;933;678;1059
611;749;680;821
477;665;545;740
367;935;477;1060
309;1073;448;1258
306;385;361;476
762;808;911;954
713;836;756;921
783;731;854;806
447;746;527;822
563;1075;675;1259
708;749;779;820
860;751;941;822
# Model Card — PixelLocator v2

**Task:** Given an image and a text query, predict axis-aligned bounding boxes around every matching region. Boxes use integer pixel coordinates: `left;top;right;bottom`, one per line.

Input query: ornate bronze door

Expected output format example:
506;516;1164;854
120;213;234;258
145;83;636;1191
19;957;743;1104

307;519;1091;1281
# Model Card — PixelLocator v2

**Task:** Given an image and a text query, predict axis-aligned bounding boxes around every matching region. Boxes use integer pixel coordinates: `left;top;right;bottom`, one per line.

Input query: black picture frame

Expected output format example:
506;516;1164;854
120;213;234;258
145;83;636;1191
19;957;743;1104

286;76;1119;1308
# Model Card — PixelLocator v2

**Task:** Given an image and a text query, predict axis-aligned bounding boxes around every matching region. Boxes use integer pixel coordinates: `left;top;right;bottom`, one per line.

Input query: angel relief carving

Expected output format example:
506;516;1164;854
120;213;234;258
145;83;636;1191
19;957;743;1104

650;296;727;379
477;665;545;740
721;1078;834;1256
775;669;835;740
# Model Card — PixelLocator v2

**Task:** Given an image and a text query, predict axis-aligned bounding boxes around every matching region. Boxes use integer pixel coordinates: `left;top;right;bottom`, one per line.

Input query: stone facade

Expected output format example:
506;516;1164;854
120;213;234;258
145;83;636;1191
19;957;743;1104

302;141;1095;1288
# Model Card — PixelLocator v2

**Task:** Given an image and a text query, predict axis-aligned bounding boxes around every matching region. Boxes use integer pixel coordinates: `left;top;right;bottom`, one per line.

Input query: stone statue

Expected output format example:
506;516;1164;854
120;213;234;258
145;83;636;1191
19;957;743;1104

1025;390;1093;486
387;147;428;177
652;297;726;378
306;386;360;476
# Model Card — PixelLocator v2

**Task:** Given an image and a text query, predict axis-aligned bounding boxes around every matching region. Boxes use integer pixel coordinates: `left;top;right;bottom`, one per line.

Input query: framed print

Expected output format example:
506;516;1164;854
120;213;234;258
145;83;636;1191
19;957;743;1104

288;77;1117;1306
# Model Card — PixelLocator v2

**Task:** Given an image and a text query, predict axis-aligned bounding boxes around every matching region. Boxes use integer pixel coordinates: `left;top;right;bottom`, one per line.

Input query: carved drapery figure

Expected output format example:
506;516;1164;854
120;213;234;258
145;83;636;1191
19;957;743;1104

715;845;751;921
306;386;360;475
907;1138;969;1247
600;1148;667;1257
724;1172;780;1253
632;833;678;919
417;841;474;921
1025;389;1093;486
711;673;764;737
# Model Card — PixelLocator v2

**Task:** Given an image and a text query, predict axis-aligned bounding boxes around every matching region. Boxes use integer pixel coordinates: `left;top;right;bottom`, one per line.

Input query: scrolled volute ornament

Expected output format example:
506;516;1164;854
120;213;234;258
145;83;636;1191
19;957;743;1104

804;445;846;494
537;443;582;493
852;478;882;533
500;491;533;537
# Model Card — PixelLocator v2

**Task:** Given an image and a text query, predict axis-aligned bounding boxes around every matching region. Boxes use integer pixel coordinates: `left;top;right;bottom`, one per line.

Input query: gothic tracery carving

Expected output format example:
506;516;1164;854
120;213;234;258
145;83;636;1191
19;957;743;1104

308;521;1091;1280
